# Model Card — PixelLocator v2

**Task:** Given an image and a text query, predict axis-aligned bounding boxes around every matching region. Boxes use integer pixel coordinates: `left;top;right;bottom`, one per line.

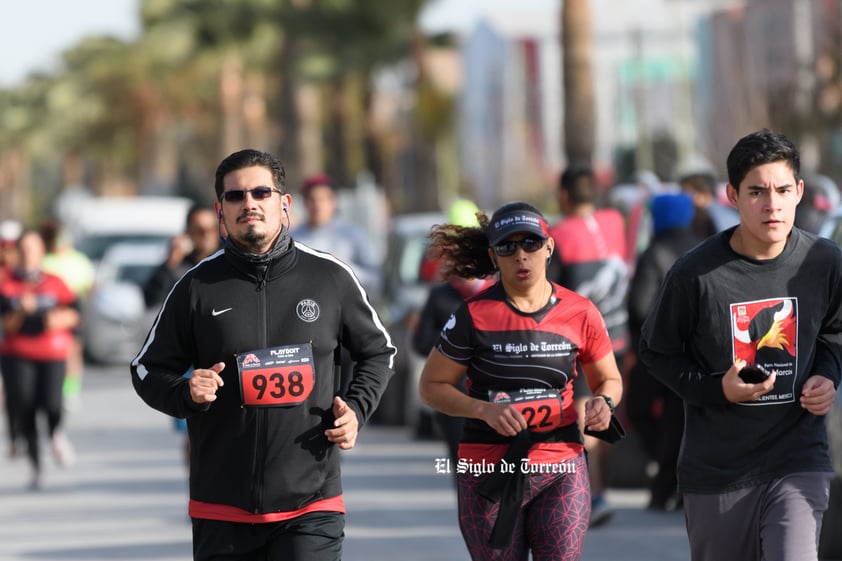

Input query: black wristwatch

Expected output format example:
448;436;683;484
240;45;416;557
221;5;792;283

597;394;615;414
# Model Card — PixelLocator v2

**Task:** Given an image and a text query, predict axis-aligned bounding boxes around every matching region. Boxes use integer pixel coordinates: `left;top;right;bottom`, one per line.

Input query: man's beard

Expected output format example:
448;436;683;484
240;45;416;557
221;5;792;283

233;212;268;253
239;226;266;253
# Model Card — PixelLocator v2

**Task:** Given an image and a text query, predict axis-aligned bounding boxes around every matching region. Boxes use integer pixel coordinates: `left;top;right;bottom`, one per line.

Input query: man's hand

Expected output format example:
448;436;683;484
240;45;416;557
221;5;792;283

166;234;192;268
722;359;776;403
18;293;37;314
800;375;836;416
325;396;359;450
189;362;225;404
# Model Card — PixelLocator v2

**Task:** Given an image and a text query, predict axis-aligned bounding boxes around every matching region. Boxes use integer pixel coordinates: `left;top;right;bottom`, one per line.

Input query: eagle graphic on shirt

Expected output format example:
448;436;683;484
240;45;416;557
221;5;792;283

730;297;798;405
732;299;796;364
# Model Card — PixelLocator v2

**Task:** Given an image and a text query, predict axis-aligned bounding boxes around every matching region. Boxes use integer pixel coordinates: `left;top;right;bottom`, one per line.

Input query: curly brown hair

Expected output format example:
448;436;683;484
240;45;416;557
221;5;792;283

427;211;496;280
427;201;551;280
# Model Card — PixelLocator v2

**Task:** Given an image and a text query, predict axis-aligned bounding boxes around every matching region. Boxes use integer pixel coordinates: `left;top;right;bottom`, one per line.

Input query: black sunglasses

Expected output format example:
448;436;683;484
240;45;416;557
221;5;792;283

493;237;546;257
219;186;282;203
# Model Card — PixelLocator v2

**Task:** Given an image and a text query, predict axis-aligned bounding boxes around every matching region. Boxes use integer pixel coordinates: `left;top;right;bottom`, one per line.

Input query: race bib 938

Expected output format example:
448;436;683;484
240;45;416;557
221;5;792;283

237;343;315;407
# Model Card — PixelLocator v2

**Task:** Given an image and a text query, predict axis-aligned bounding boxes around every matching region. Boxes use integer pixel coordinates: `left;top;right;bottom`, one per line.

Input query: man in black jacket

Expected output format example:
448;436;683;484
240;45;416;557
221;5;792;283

131;149;396;561
626;192;701;510
143;204;220;309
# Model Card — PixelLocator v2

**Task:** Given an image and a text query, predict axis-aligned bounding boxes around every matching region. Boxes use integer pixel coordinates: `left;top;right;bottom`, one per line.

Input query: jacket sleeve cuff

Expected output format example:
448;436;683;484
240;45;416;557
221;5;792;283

344;399;365;428
182;384;211;413
691;373;730;407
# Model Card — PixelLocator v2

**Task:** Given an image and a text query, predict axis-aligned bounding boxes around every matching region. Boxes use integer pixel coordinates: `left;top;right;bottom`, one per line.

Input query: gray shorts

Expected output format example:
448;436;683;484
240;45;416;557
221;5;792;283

683;472;833;561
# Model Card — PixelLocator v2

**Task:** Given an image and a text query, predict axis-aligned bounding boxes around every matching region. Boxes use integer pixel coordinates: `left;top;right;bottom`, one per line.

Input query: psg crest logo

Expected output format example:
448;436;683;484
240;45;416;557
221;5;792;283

296;299;320;322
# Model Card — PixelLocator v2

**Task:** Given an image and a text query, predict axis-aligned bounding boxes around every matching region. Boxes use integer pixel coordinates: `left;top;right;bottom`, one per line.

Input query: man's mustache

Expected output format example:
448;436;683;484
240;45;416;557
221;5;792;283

237;212;264;223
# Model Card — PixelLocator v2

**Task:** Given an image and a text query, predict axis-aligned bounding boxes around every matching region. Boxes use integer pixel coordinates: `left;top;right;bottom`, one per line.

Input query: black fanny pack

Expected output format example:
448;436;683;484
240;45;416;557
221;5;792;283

475;424;580;549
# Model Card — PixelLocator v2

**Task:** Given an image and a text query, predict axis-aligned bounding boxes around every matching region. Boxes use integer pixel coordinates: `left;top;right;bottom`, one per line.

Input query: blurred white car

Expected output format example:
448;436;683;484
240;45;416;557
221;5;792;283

58;195;192;263
81;242;168;365
373;212;445;431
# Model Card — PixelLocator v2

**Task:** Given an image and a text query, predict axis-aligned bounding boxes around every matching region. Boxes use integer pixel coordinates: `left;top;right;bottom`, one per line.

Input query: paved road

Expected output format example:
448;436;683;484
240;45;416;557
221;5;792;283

0;366;690;561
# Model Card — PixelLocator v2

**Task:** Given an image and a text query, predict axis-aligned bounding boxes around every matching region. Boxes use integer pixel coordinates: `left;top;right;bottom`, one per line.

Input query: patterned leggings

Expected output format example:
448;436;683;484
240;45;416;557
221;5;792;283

457;452;590;561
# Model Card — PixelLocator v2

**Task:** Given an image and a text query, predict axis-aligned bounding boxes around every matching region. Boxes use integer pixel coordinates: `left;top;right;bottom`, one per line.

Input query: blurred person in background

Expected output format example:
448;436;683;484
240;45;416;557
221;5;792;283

39;218;95;410
144;204;221;309
0;229;80;490
0;219;23;457
626;193;701;511
292;174;384;394
794;175;833;234
291;174;383;299
679;171;739;239
411;199;492;472
419;201;623;560
143;204;221;469
548;164;630;527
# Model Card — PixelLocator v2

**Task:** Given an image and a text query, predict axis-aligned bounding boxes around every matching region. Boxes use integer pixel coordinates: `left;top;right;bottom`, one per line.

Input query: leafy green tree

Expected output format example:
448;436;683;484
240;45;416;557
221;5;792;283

0;0;437;211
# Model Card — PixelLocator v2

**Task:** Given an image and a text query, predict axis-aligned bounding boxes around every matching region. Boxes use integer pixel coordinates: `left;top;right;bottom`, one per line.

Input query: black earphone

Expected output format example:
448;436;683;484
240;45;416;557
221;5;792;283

283;204;288;214
217;210;226;244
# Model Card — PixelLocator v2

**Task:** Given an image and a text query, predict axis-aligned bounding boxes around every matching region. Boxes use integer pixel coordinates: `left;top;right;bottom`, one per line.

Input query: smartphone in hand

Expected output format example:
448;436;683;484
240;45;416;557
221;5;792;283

739;364;771;384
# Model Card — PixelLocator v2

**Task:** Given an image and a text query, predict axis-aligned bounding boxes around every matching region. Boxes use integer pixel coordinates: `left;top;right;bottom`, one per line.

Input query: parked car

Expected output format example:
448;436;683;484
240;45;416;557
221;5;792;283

371;212;445;431
58;195;192;263
81;242;168;365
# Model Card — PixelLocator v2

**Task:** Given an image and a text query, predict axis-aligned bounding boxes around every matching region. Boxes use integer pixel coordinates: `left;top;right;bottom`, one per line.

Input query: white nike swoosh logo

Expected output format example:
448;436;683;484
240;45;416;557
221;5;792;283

212;307;232;317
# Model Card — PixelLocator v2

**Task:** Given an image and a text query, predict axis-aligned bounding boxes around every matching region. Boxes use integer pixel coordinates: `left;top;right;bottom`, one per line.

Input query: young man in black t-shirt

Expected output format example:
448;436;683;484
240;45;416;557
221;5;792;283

640;130;842;561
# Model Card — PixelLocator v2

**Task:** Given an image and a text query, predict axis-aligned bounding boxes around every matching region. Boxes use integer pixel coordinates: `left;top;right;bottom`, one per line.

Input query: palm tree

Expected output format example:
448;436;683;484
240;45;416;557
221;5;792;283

0;0;435;207
281;0;431;191
561;0;595;166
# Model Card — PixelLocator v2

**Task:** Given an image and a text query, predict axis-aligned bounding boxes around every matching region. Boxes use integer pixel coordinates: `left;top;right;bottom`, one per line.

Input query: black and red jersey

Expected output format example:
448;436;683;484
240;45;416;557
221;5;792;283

437;281;613;454
549;210;630;353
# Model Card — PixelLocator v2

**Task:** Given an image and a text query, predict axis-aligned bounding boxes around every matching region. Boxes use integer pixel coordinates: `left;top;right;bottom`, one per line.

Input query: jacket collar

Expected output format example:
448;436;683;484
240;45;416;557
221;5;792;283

223;227;295;287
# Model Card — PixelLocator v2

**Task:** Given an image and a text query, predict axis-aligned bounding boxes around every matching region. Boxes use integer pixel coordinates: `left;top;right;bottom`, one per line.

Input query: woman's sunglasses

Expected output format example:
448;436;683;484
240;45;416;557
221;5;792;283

493;237;546;257
219;186;282;203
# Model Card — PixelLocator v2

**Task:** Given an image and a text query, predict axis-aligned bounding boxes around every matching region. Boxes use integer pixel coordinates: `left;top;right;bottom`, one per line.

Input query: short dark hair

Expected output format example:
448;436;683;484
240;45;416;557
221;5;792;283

185;204;214;230
39;217;62;254
726;129;800;190
214;149;286;200
559;164;595;205
679;172;717;196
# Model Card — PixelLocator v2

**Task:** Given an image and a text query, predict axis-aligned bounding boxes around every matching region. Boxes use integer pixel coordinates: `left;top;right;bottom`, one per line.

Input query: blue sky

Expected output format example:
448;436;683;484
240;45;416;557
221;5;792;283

0;1;140;87
0;0;555;87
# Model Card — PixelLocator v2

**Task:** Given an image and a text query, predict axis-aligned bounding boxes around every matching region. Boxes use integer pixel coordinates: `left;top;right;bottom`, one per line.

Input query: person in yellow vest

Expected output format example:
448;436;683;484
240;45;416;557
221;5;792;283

39;219;95;409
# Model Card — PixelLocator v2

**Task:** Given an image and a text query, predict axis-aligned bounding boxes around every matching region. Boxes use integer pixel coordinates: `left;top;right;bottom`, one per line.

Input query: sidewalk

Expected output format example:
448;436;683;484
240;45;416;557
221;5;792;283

0;367;690;560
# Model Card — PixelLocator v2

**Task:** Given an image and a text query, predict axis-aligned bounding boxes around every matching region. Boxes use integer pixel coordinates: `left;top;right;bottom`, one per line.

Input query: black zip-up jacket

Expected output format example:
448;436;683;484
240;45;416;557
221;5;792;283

627;226;702;351
131;233;396;515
